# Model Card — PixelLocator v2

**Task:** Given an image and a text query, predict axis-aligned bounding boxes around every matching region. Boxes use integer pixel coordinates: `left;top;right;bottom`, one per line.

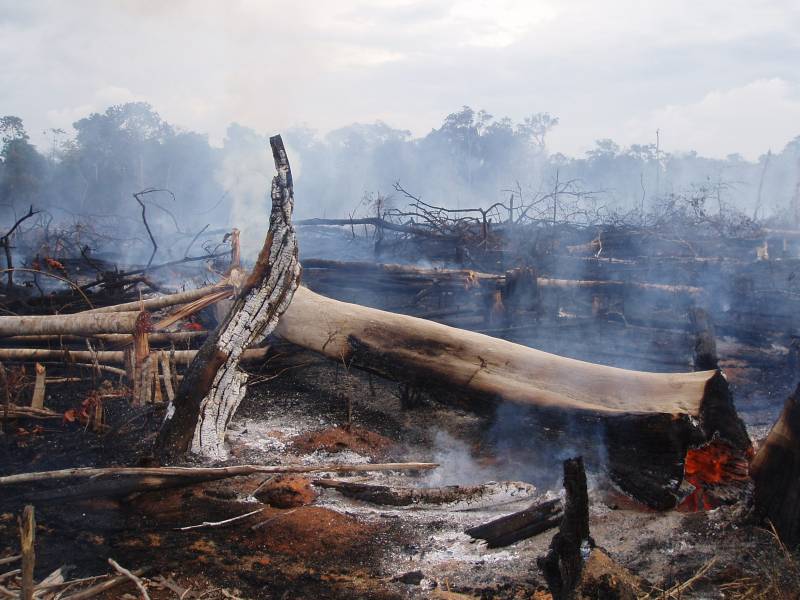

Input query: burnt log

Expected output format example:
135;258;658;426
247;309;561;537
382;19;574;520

155;135;301;460
466;498;563;548
0;311;142;336
275;286;751;508
312;479;533;508
538;457;594;600
750;384;800;548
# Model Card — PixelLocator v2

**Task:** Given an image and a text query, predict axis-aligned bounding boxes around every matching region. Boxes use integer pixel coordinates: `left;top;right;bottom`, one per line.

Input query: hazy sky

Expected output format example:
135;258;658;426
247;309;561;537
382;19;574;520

1;0;799;160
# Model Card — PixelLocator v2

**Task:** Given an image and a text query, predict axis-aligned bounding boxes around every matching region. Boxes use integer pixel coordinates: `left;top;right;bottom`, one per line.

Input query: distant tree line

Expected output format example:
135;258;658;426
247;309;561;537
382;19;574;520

1;103;799;246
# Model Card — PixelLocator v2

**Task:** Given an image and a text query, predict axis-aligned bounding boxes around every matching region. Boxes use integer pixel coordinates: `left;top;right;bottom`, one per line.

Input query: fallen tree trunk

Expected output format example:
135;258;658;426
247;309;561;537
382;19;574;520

302;258;705;296
0;463;437;502
0;347;268;365
276;286;751;509
0;331;207;345
750;384;800;548
85;284;228;313
0;312;141;337
538;457;593;600
466;498;563;548
155;135;301;461
312;479;533;507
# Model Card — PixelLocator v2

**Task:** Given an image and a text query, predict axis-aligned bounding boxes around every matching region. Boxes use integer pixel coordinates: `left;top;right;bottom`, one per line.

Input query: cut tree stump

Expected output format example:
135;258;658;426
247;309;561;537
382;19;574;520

155;135;302;460
750;383;800;548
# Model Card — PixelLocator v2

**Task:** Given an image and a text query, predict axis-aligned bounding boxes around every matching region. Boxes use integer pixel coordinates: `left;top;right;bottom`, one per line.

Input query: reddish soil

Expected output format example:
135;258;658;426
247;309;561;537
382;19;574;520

253;475;319;508
244;505;381;562
292;425;395;457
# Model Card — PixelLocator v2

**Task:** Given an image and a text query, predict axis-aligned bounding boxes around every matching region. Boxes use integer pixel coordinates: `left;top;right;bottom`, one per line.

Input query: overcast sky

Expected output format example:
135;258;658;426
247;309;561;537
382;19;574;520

1;0;799;160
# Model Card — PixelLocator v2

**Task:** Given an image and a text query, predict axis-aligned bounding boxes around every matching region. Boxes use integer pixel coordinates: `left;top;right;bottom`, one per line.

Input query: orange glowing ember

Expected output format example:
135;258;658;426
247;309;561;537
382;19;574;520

678;440;752;512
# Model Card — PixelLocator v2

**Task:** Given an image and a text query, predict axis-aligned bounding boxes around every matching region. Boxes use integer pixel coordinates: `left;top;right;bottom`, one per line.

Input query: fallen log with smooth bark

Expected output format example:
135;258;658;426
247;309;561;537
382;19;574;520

0;331;207;345
275;286;751;509
750;383;800;548
0;347;268;365
466;498;563;548
0;312;141;337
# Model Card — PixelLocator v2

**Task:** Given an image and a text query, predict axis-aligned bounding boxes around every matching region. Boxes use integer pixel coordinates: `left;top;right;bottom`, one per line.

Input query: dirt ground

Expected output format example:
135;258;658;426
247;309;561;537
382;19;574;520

1;348;799;599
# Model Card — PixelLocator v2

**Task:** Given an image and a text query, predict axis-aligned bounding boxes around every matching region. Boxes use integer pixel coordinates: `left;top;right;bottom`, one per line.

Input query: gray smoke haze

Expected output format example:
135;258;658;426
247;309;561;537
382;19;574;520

2;1;799;159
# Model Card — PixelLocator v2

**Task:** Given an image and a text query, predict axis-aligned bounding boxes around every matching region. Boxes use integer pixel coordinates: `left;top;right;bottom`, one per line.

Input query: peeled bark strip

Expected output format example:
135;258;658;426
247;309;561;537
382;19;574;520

750;384;800;548
155;135;301;461
276;286;750;508
0;311;141;336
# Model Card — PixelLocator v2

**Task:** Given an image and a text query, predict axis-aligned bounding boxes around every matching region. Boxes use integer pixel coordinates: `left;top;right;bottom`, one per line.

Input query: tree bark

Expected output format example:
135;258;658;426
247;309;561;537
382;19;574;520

154;135;301;461
275;286;751;508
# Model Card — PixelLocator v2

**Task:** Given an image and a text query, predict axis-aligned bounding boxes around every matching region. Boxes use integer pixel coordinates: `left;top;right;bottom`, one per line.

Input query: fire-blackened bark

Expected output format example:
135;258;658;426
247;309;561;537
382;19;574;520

538;457;594;600
155;135;301;461
751;384;800;548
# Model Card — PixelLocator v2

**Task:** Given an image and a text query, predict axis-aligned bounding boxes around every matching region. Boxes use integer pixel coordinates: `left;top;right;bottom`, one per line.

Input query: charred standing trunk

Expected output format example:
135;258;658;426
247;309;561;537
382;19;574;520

538;457;594;600
155;135;301;461
750;384;800;548
275;287;751;509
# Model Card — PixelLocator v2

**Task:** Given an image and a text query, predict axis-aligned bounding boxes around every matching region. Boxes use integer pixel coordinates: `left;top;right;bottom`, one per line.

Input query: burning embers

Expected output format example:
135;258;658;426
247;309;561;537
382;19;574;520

678;439;752;512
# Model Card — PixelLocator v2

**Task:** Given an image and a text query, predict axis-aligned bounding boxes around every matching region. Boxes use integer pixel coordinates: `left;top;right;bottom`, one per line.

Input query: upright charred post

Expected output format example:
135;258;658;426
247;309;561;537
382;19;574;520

750;384;800;548
155;135;301;461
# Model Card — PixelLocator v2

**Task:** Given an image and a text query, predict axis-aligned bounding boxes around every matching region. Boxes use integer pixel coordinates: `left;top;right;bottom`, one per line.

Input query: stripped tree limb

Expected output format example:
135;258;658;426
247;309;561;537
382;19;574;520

0;312;141;337
0;347;268;365
155;135;302;460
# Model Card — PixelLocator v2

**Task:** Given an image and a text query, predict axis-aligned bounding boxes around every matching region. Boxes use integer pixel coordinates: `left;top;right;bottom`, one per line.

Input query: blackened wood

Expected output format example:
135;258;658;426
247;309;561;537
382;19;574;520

538;457;594;600
751;384;800;548
466;498;563;548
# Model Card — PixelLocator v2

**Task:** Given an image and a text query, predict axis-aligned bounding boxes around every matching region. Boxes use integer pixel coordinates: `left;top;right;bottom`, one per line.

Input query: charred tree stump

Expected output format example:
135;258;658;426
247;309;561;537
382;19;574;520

750;384;800;548
690;307;718;371
538;457;594;600
155;135;301;461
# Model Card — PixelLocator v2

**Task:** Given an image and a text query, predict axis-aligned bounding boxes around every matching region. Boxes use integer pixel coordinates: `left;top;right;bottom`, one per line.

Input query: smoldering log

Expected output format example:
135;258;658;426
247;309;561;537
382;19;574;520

275;286;751;509
312;479;532;507
750;384;800;548
466;498;563;548
0;311;141;336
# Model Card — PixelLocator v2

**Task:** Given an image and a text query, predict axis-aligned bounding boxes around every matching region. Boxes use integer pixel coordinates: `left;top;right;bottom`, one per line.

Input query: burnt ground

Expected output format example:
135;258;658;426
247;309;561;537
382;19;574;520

1;347;799;599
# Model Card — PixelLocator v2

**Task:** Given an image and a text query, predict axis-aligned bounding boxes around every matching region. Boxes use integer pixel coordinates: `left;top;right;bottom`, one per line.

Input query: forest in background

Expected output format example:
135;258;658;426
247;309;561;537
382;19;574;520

1;102;799;260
